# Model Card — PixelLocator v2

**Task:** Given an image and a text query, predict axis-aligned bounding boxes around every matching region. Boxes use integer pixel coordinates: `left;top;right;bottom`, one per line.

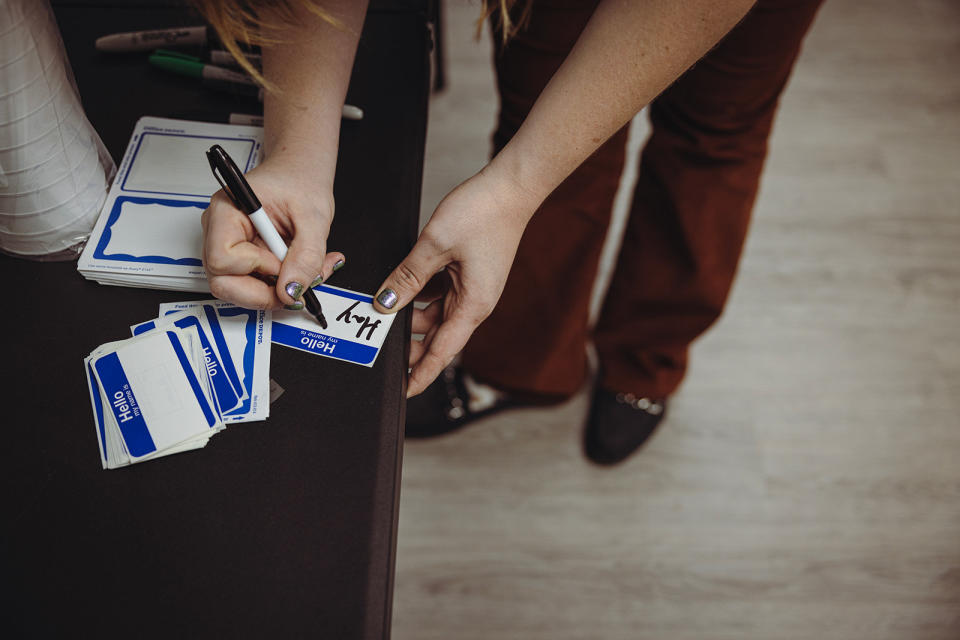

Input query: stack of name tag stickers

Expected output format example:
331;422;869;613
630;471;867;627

85;301;271;469
77;117;262;291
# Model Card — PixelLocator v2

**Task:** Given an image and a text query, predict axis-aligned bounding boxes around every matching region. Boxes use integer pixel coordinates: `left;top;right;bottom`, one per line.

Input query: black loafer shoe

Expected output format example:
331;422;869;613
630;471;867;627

405;365;526;439
583;388;667;465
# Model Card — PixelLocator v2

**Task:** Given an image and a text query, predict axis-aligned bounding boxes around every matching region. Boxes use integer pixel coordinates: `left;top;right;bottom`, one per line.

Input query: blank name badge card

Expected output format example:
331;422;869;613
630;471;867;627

90;330;220;464
77;116;262;286
272;284;396;367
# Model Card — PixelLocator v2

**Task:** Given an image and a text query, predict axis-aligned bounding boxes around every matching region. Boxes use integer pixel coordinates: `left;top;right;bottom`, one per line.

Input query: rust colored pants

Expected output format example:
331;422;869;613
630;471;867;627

461;0;825;400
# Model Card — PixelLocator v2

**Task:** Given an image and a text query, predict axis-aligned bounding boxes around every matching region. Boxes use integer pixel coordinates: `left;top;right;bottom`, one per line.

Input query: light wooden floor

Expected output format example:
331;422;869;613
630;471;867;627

393;1;960;638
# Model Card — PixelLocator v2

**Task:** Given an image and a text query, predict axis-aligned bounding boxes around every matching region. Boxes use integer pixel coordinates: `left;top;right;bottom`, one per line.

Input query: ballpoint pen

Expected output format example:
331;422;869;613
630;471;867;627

205;144;328;329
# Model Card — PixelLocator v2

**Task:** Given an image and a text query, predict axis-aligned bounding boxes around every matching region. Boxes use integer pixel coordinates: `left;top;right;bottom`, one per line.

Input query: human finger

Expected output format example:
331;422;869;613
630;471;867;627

408;321;440;368
373;233;447;314
275;210;330;304
203;195;282;277
414;269;449;304
406;312;477;397
312;251;346;287
411;298;443;334
208;274;283;310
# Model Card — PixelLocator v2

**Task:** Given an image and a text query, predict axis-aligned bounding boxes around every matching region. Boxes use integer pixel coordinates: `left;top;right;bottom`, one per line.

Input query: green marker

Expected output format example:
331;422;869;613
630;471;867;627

149;50;256;86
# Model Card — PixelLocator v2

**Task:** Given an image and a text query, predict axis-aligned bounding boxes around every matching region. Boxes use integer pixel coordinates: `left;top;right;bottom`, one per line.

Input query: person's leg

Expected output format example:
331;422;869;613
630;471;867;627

593;0;826;401
461;0;627;401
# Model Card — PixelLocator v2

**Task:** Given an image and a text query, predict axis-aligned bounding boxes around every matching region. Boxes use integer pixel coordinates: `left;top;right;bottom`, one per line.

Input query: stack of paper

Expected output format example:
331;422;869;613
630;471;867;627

85;327;222;468
77;116;263;291
85;301;271;468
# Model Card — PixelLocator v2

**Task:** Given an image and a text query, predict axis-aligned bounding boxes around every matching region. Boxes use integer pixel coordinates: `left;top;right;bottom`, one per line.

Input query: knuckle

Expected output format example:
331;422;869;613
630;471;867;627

422;348;450;373
208;192;232;213
411;355;445;390
293;248;326;272
458;298;495;326
208;277;230;301
417;228;448;257
394;262;425;292
418;228;441;249
204;250;231;275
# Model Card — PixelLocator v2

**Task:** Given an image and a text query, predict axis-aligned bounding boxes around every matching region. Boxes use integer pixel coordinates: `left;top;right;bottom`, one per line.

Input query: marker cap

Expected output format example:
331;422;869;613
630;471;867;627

205;144;261;214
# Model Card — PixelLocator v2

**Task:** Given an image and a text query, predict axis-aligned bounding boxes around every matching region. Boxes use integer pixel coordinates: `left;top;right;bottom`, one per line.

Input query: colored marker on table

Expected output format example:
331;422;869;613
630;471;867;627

228;106;363;126
250;89;364;119
96;26;211;52
149;50;255;86
150;50;363;119
210;49;262;70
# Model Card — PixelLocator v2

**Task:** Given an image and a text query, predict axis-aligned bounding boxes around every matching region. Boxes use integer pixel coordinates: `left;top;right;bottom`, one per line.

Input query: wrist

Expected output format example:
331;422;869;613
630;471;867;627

262;88;345;188
264;149;336;190
252;155;335;206
263;125;339;188
482;147;552;224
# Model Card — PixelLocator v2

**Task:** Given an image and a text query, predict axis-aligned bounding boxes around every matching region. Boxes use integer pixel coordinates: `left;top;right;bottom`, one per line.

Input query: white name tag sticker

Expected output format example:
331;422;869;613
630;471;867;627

154;300;272;424
87;329;221;468
272;284;396;367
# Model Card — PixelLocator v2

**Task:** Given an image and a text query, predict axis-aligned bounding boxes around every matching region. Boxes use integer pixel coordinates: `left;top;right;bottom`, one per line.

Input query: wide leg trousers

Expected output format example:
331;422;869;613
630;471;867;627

462;0;825;400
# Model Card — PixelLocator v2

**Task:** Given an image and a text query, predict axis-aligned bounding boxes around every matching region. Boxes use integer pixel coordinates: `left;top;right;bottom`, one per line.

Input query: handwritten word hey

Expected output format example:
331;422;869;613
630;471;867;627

335;301;382;341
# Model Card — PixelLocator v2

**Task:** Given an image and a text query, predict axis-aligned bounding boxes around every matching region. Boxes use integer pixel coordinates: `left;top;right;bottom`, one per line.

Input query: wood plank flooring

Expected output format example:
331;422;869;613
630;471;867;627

395;1;960;638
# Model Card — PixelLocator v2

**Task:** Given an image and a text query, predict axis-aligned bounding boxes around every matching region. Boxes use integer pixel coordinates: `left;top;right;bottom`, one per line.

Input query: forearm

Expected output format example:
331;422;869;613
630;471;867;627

487;0;755;213
261;0;368;192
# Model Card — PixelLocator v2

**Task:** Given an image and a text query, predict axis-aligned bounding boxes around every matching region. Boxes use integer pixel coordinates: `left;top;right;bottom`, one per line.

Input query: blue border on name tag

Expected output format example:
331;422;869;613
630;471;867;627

166;331;218;428
94;352;157;458
93;196;207;265
202;305;245;399
131;320;156;336
315;284;372;303
130;315;240;417
217;306;259;417
272;323;378;365
172;315;239;416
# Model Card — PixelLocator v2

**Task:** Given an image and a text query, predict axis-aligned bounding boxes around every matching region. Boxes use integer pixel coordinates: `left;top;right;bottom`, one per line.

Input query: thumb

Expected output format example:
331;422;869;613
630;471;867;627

374;239;446;314
276;228;327;305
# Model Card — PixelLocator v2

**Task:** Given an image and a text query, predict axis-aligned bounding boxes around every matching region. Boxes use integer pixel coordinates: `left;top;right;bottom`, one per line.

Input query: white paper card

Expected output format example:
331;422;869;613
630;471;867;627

156;300;272;423
123;134;254;196
77;117;263;290
86;328;221;468
272;284;396;367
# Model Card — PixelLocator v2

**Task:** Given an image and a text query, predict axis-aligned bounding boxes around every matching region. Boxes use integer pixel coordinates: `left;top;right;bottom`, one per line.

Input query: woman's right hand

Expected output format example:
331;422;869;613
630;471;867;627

201;157;345;310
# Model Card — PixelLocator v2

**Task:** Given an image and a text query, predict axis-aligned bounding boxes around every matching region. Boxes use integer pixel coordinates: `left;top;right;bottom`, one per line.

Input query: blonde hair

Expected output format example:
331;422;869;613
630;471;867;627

189;0;341;87
189;0;531;86
479;0;533;43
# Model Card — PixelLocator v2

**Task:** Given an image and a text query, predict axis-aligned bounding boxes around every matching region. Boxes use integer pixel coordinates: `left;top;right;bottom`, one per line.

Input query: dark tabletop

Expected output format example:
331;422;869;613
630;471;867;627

2;3;429;638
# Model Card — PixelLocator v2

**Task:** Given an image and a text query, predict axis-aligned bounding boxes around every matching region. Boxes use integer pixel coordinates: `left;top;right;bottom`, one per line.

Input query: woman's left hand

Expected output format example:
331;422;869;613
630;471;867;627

372;165;541;397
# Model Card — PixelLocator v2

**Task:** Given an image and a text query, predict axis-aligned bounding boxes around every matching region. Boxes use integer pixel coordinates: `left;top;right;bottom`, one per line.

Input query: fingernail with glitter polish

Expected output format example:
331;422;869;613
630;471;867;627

333;258;345;272
284;301;304;311
310;274;324;289
285;281;303;300
376;288;397;309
